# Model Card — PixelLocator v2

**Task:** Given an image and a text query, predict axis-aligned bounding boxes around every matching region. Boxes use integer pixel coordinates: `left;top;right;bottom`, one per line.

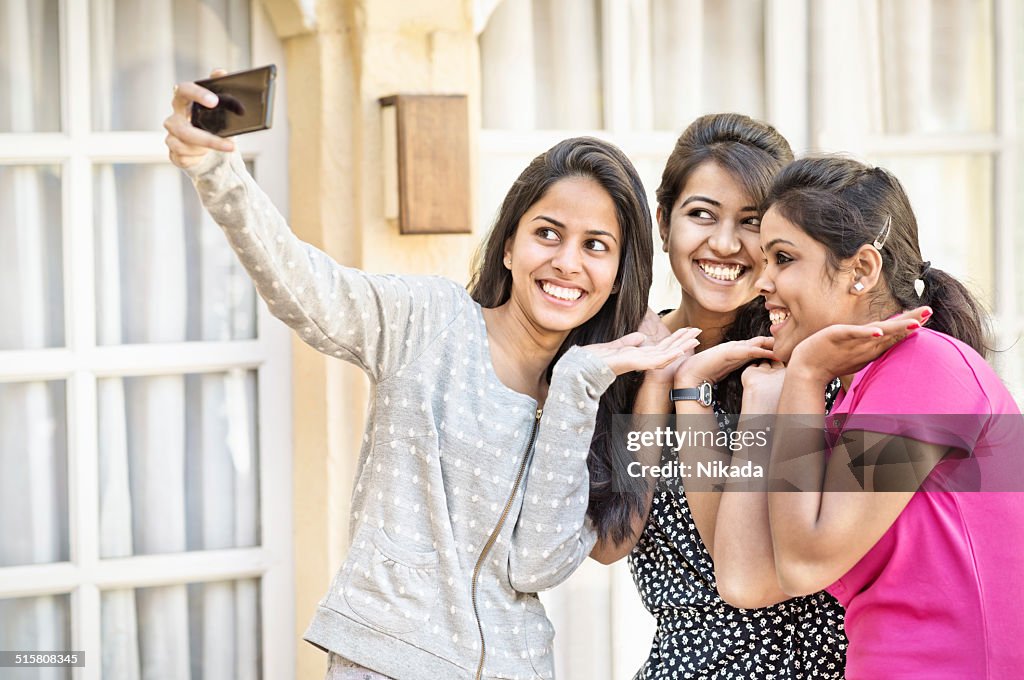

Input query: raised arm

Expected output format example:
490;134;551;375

767;312;947;597
164;76;464;381
508;329;699;592
711;361;797;609
589;312;689;565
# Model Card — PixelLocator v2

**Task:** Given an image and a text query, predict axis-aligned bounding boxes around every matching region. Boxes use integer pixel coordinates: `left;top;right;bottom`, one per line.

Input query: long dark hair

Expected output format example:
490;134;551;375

468;137;654;543
656;114;794;416
763;156;990;357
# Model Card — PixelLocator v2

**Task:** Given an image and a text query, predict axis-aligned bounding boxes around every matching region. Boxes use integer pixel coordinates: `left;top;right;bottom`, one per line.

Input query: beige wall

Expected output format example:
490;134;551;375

260;0;482;676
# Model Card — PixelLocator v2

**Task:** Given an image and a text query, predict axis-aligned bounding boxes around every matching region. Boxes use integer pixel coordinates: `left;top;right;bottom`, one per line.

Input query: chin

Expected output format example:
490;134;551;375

691;288;757;315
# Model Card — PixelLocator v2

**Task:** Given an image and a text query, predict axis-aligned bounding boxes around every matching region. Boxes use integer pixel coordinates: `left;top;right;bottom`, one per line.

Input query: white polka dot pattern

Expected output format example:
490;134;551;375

187;150;618;680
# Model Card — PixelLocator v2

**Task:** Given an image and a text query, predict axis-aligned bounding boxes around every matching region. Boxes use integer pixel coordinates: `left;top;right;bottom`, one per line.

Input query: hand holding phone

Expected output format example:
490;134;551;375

190;65;276;137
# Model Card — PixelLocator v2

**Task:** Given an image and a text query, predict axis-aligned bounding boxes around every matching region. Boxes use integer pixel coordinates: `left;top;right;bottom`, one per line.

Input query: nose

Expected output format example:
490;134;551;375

708;220;741;257
550;242;583;275
754;266;774;296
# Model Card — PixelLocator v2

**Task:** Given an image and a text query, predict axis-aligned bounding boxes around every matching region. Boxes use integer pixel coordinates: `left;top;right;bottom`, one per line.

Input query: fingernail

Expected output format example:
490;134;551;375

204;94;218;107
906;322;921;330
921;308;932;319
871;329;884;338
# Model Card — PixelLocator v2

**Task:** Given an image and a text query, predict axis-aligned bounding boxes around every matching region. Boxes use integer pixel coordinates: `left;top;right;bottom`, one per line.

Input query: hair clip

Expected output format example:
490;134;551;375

873;215;892;250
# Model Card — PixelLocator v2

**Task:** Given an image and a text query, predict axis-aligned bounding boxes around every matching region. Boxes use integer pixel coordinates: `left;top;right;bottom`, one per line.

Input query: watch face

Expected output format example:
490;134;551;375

698;382;714;406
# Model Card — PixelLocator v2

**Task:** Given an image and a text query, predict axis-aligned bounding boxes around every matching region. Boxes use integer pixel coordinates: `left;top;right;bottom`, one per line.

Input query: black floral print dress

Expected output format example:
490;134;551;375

628;382;847;679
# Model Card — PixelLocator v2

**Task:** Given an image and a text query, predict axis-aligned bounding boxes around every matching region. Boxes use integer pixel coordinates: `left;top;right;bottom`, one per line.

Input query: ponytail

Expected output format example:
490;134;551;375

915;266;991;359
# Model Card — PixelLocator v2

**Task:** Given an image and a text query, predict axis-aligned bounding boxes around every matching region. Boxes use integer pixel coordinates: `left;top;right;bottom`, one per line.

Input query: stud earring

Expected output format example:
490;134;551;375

853;281;865;292
504;256;511;268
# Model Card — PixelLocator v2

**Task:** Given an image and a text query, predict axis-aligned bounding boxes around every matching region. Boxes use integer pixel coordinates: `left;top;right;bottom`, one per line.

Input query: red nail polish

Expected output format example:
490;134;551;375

921;308;932;319
906;322;921;330
872;330;884;338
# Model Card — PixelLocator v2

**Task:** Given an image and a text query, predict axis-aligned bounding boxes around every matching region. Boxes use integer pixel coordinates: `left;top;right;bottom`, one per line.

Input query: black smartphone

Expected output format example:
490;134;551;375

191;65;277;137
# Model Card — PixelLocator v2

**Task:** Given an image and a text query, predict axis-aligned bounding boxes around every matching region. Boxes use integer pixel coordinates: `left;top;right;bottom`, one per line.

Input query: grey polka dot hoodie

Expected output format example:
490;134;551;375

185;151;617;680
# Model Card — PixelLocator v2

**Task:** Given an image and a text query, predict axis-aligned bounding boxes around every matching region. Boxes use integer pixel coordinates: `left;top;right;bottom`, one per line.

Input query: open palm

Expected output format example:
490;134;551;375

584;327;701;376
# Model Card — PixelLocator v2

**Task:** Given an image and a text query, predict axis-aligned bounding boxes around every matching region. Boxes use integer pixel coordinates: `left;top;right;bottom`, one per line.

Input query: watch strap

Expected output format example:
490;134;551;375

670;381;714;407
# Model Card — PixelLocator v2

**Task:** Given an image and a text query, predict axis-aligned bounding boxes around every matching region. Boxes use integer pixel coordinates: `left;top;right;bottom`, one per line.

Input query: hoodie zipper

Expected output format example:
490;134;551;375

471;406;543;680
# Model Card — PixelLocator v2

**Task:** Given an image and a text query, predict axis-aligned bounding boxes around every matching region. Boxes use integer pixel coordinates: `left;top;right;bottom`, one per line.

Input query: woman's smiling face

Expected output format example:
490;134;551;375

661;161;764;314
756;206;855;362
503;176;622;336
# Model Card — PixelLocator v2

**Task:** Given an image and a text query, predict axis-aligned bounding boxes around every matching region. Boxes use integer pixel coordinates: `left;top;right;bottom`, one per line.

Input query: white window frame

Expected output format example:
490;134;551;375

0;2;294;678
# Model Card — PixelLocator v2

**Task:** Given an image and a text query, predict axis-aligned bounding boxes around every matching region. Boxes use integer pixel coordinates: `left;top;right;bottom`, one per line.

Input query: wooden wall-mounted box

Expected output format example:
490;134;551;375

379;94;472;235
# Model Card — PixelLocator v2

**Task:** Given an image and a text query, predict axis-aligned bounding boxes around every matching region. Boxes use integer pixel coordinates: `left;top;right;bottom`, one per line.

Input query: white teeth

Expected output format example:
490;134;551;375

769;309;790;325
541;282;583;301
698;261;745;281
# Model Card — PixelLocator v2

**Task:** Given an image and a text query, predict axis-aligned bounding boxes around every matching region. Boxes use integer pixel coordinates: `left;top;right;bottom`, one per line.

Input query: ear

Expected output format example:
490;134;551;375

503;236;513;270
656;206;670;253
849;244;884;295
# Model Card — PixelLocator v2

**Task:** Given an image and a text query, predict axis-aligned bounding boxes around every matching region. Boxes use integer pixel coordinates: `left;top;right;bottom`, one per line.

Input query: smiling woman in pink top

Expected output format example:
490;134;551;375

732;156;1023;679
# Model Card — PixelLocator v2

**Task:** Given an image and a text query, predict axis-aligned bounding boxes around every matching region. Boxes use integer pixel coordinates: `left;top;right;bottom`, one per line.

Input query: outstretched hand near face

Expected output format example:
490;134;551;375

788;306;932;383
164;68;235;169
584;327;702;377
635;309;694;384
673;336;777;387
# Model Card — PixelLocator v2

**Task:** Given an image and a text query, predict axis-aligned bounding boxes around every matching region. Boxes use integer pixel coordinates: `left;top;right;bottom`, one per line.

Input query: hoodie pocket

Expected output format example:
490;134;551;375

520;595;555;679
344;527;440;634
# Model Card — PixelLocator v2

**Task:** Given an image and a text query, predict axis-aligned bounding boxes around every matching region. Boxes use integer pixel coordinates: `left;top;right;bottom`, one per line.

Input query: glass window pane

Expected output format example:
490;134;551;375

0;381;68;568
644;0;765;131
98;370;260;558
101;578;261;679
0;165;64;350
872;154;994;306
93;163;256;345
879;0;994;134
90;0;251;132
481;0;603;129
811;1;995;138
0;594;72;680
0;0;61;133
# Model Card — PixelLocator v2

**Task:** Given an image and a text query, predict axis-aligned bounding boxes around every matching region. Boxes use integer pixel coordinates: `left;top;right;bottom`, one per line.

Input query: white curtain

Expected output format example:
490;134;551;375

480;0;603;129
811;0;994;296
479;0;766;131
87;0;257;678
0;1;67;678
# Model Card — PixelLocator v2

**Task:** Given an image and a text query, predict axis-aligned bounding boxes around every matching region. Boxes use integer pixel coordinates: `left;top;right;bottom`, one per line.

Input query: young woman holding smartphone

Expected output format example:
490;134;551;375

165;77;699;680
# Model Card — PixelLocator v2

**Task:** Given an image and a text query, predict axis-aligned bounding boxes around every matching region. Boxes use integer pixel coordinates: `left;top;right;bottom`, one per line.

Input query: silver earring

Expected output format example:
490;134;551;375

853;281;865;292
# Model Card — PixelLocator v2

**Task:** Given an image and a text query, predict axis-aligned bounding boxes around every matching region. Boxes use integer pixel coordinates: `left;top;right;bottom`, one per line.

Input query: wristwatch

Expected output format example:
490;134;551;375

670;381;713;407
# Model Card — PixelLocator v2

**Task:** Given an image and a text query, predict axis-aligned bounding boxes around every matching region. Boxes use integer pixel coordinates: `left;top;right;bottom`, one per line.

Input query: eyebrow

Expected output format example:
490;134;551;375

531;215;620;244
680;195;758;212
763;238;797;251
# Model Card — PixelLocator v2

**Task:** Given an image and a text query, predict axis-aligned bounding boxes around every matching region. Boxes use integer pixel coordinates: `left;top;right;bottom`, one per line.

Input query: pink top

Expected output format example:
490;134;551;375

824;329;1024;679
